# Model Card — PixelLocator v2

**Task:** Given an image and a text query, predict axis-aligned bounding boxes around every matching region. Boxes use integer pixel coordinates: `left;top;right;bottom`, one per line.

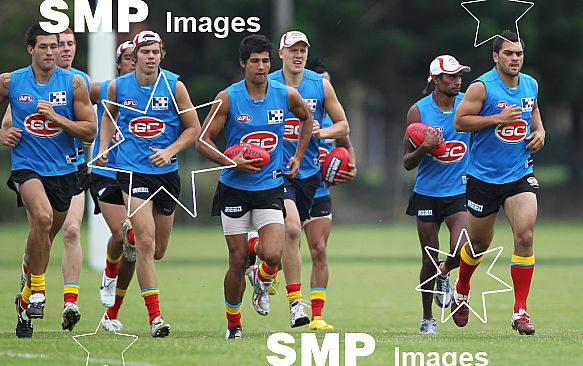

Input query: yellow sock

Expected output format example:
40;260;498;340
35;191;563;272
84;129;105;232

30;274;46;293
22;284;32;305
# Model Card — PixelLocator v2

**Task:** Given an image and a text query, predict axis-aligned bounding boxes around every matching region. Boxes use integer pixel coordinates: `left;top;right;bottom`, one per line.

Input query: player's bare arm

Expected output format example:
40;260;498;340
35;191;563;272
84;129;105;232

526;100;545;153
89;81;101;105
455;82;522;132
316;78;349;139
149;81;201;167
403;104;443;171
96;79;119;166
0;73;23;148
334;134;357;183
37;74;96;142
287;87;314;177
195;91;261;173
2;104;13;129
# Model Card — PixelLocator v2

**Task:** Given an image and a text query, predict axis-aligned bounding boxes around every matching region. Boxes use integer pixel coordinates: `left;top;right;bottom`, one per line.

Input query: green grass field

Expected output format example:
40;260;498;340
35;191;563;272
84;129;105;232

0;222;581;366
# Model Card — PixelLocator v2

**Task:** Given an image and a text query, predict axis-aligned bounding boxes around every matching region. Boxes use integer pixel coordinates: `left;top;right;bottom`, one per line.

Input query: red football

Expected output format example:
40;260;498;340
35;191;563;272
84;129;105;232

224;143;270;168
406;122;447;156
321;147;350;185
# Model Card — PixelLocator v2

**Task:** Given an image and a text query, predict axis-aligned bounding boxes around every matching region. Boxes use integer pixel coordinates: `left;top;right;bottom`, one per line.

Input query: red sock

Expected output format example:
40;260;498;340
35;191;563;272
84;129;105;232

64;293;78;304
107;296;125;320
248;237;259;255
226;312;241;328
144;294;161;323
105;259;120;278
511;265;534;313
286;283;301;294
311;299;324;318
127;229;135;245
456;244;482;296
20;298;29;310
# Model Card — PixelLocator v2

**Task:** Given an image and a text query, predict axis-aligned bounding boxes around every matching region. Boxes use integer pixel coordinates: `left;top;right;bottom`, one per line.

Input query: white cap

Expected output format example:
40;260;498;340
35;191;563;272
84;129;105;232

116;40;134;60
132;30;163;48
427;55;471;82
279;31;310;50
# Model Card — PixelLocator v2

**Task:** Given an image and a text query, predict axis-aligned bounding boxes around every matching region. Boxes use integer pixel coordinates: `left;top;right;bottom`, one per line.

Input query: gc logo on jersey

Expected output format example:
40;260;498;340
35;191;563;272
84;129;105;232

129;116;165;139
521;98;535;112
152;97;169;110
433;140;467;164
284;118;300;141
23;113;63;137
305;99;317;113
495;121;528;143
49;91;67;106
268;109;284;124
241;131;278;152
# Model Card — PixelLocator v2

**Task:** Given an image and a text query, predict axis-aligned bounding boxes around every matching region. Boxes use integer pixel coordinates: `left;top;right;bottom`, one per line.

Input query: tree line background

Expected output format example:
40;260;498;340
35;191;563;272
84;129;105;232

0;0;581;225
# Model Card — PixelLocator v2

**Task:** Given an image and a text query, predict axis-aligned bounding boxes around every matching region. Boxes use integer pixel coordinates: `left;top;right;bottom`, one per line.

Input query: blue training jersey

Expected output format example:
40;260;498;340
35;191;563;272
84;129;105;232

413;93;470;197
114;69;181;175
70;67;90;166
314;114;335;199
9;66;77;176
268;69;324;179
467;67;538;184
220;79;289;191
92;79;119;179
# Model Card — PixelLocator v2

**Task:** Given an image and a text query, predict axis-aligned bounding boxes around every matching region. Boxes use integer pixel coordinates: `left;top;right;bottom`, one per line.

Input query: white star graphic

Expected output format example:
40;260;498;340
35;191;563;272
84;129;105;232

461;0;535;47
72;312;138;366
88;70;236;218
415;227;512;323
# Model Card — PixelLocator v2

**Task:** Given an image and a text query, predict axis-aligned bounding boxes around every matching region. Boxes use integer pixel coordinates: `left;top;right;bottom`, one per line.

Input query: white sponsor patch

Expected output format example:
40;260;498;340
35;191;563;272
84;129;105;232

132;187;150;194
49;91;67;106
521;97;535;112
467;199;483;213
152;96;169;110
224;206;243;213
417;209;433;217
267;109;284;124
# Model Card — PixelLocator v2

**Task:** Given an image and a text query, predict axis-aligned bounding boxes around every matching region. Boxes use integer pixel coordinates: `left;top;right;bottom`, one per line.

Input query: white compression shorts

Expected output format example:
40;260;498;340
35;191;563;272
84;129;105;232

221;209;284;235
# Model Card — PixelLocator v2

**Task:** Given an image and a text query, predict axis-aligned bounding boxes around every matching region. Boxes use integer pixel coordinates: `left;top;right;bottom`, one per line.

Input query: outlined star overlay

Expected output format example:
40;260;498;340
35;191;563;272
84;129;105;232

415;227;512;323
72;313;138;366
88;70;236;218
461;0;535;47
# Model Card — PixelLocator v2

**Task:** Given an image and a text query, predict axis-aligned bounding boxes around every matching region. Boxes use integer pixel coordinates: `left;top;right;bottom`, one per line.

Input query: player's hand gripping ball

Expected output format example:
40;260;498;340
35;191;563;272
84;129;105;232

224;143;270;168
322;147;350;185
407;122;446;157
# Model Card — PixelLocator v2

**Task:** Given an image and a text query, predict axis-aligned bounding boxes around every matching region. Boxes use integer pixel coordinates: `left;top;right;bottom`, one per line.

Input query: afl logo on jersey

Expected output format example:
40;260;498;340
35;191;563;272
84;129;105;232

129;117;165;139
24;113;62;137
284;118;300;141
241;131;278;152
495;121;528;143
123;99;137;107
495;101;509;110
236;114;253;123
18;94;34;103
433;141;467;164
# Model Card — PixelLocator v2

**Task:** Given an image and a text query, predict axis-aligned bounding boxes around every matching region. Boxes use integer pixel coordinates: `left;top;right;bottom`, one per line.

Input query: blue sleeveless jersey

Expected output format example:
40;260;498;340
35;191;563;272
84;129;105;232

268;69;324;179
467;67;538;184
220;79;289;191
70;67;90;165
92;79;118;179
413;93;470;197
115;69;181;174
9;66;77;176
314;115;335;198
